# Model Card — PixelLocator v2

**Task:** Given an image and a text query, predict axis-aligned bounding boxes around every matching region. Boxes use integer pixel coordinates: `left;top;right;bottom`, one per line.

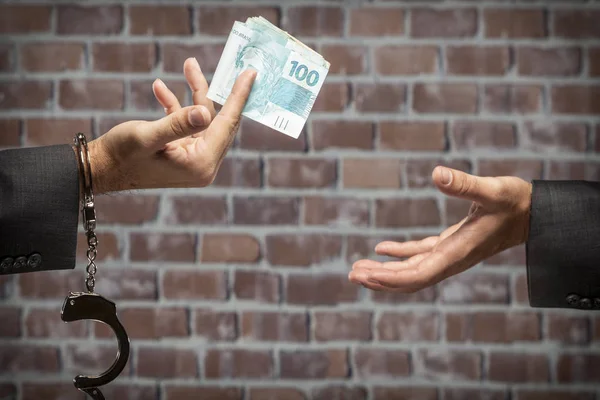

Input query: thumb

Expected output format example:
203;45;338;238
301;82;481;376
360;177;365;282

432;166;500;206
138;105;212;149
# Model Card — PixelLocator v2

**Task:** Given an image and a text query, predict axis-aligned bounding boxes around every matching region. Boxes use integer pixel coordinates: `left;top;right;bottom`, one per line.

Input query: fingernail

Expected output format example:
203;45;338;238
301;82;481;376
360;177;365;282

189;106;210;127
440;167;452;185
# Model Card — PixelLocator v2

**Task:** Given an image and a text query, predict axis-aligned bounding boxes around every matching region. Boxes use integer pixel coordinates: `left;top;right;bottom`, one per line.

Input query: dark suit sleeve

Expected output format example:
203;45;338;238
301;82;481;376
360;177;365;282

0;144;79;274
526;180;600;309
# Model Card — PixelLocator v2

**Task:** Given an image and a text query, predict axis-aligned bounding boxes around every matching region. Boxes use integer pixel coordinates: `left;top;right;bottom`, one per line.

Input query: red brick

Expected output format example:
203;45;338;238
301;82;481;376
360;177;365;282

96;307;188;339
554;10;600;38
414;83;477;114
194;309;237;341
343;158;402;189
346;234;406;264
164;386;242;400
479;159;543;180
313;83;349;112
241;312;307;342
447;46;509;76
315;311;372;341
201;234;260;263
198;6;279;35
590;48;600;77
376;198;440;228
0;5;51;33
25;118;90;146
64;343;132;376
304;197;370;227
58;5;122;34
280;349;348;379
439;273;509;304
233;196;299;225
354;348;410;378
415;349;482;380
523;121;587;153
350;8;404;36
547;314;590;345
379;121;446;151
286;274;359;305
21;43;84;72
0;307;20;337
378;312;439;341
131;79;187;111
163;270;226;300
96;194;159;224
96;269;158;300
355;83;406;113
557;354;600;383
286;7;344;37
21;384;78;400
59;80;124;110
514;273;529;305
0;384;16;400
518;47;581;76
93;43;156;72
250;388;305;400
489;352;549;382
0;45;14;72
19;270;80;299
321;45;368;75
311;120;374;150
240;119;307;152
0;81;52;109
89;385;158;400
552;85;600;115
372;287;437;304
130;6;191;35
445;389;506;400
484;84;543;113
452;121;516;150
25;308;86;338
516;390;595;400
213;157;261;188
548;162;600;181
267;158;336;188
266;234;342;266
0;345;59;373
373;387;437;400
412;8;477;38
485;9;546;38
406;159;471;189
313;387;367;400
445;197;472;226
472;311;540;343
234;271;279;303
137;347;197;378
130;232;196;262
205;349;273;378
165;195;227;225
162;43;224;75
375;46;437;76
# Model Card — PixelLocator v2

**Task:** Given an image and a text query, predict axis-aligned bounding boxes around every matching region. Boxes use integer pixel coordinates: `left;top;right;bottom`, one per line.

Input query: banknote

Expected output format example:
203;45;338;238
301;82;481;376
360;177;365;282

207;17;330;139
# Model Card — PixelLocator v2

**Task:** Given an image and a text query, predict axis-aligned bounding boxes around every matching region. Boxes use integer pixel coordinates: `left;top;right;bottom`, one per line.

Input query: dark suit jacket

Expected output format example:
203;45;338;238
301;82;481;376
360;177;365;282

1;145;599;309
0;145;79;274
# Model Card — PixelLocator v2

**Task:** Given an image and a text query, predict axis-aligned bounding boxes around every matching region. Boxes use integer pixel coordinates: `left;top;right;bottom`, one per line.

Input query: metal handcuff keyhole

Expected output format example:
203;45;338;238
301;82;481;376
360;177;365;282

61;133;130;400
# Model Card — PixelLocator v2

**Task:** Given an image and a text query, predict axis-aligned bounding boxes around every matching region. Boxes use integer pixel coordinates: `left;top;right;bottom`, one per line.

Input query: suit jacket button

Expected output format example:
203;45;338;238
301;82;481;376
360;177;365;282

27;253;42;268
13;256;27;269
566;294;580;306
580;298;592;309
1;257;14;270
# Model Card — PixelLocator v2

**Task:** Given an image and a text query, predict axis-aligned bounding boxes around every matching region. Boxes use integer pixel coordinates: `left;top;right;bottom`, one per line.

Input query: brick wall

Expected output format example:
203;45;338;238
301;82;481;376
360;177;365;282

1;0;600;399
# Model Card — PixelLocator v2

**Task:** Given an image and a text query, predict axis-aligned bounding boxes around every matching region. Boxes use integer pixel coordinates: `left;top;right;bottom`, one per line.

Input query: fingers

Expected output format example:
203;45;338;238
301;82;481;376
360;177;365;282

137;105;212;150
205;69;257;159
153;79;181;114
375;237;438;258
184;57;216;117
432;166;502;207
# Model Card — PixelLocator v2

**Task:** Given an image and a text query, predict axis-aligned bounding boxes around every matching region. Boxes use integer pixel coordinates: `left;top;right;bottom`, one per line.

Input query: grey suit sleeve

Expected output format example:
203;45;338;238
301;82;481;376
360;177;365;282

0;144;79;274
526;180;600;309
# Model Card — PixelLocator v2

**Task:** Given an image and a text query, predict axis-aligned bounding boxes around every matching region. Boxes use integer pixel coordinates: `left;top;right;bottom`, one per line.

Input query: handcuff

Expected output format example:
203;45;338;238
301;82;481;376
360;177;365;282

61;133;130;400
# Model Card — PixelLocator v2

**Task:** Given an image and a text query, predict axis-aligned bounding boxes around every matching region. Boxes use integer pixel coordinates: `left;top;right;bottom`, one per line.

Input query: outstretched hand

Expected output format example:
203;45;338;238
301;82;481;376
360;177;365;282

88;57;256;194
349;166;532;292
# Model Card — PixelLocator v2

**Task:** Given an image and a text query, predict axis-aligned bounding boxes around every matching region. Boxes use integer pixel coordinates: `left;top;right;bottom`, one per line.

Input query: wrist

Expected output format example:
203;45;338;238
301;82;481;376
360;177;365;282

88;138;111;195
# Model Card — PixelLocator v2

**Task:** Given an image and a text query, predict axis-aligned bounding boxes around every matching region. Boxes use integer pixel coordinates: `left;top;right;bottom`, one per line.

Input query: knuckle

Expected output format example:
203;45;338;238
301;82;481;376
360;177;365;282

169;115;188;139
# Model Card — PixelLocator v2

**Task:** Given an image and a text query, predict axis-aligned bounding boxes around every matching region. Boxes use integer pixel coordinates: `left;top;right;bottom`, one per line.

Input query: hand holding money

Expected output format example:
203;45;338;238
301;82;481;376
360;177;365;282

207;17;330;139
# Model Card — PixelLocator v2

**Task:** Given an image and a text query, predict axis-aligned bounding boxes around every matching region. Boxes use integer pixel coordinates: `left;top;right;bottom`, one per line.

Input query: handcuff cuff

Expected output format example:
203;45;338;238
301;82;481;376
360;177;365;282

61;133;130;400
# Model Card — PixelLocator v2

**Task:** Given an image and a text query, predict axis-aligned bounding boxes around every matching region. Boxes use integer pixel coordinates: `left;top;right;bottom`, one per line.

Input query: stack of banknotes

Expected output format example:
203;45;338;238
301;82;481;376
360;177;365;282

207;17;330;139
